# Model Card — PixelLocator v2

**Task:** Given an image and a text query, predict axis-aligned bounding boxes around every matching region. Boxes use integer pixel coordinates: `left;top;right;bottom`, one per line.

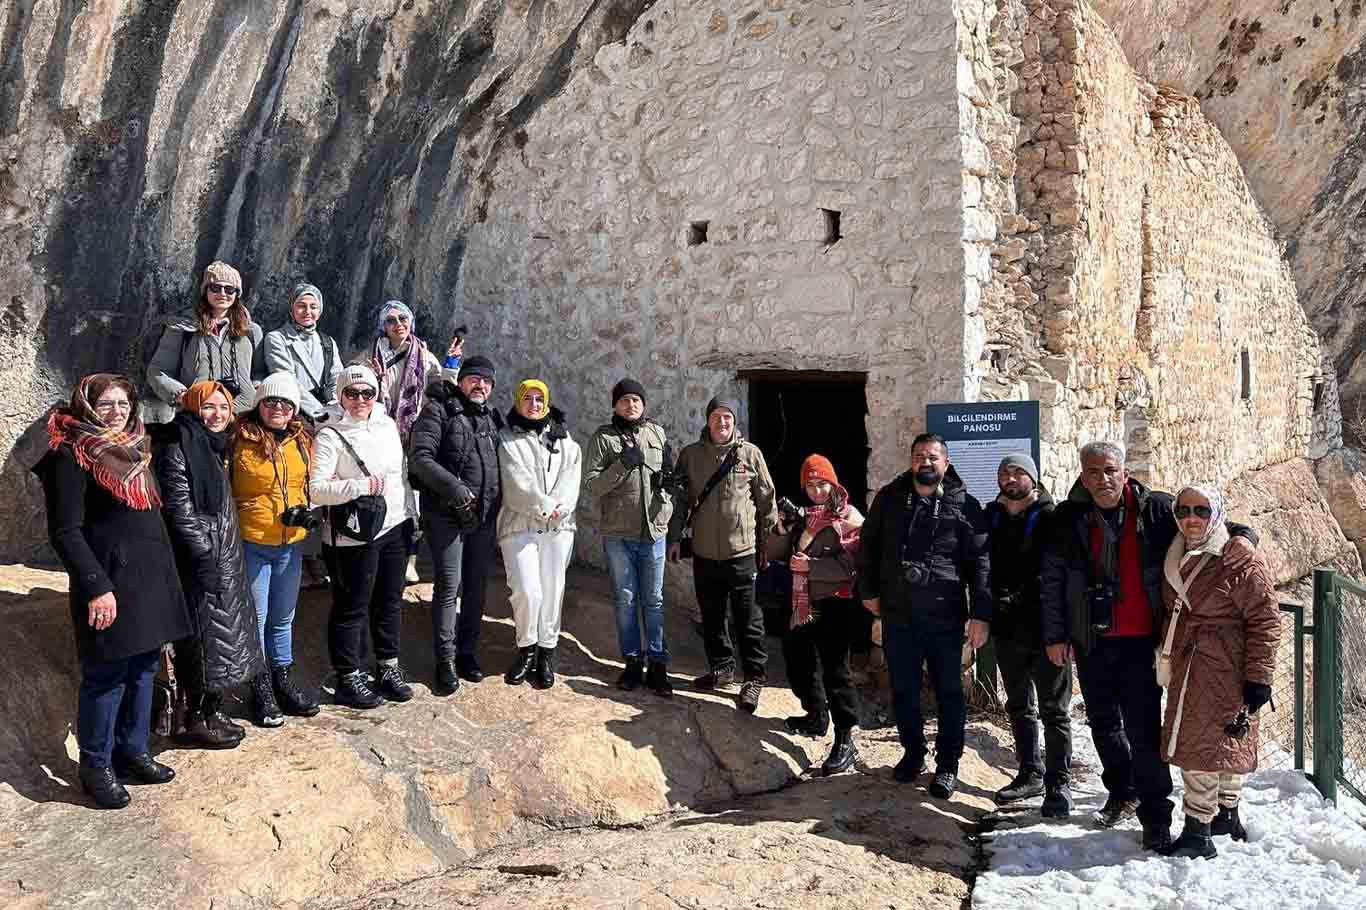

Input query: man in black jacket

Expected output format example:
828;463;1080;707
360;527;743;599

1040;441;1256;851
985;454;1071;818
408;355;503;693
857;433;991;800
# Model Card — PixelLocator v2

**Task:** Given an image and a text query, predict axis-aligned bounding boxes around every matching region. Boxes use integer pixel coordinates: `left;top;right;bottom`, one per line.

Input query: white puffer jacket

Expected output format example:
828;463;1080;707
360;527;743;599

310;403;414;546
497;410;582;541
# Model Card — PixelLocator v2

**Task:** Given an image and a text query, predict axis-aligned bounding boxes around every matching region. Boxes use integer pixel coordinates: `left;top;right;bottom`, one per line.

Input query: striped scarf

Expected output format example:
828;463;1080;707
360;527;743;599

46;401;161;511
371;335;429;440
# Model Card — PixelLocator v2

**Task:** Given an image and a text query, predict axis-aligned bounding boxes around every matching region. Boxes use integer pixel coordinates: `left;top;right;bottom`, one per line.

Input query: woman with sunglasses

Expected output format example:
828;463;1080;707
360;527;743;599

1157;485;1280;860
231;372;320;726
32;374;192;809
153;380;265;745
146;261;263;423
310;365;416;709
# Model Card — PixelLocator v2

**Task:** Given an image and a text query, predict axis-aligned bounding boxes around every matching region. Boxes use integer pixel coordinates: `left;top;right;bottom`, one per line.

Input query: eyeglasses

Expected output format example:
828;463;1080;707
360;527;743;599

1174;505;1213;519
343;387;377;401
384;314;411;326
206;283;239;297
462;376;493;387
262;396;296;411
93;400;132;412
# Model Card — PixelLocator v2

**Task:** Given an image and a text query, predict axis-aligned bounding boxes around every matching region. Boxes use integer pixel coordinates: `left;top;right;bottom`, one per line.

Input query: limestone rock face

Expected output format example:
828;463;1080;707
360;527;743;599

1313;446;1366;568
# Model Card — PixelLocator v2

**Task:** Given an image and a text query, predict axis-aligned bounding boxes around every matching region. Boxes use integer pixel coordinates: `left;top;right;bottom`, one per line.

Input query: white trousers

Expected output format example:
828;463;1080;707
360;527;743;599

1181;769;1245;823
501;530;575;649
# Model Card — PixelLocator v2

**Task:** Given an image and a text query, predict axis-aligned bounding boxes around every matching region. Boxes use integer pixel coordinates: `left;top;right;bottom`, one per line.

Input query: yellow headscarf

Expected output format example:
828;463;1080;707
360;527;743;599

515;380;550;414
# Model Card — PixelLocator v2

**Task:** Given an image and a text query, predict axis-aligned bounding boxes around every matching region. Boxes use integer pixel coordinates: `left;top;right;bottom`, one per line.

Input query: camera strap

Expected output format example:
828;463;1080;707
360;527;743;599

685;445;739;531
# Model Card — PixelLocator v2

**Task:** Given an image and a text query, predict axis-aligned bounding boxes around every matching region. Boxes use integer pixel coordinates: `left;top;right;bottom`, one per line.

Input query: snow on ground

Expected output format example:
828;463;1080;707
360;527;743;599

973;705;1366;910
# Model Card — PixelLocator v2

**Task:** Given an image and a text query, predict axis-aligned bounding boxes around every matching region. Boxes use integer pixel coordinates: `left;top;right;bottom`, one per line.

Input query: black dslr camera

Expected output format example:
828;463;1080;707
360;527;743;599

901;560;932;587
1089;582;1116;633
777;497;806;526
218;377;243;398
281;505;320;530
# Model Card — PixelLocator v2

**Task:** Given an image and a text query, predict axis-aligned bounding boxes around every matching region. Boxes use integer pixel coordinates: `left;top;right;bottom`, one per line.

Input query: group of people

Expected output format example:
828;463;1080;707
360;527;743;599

35;261;1282;864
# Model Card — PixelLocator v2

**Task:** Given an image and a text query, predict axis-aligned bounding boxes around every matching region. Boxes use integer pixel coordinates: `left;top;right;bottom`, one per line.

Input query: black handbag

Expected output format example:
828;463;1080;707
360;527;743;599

320;428;389;544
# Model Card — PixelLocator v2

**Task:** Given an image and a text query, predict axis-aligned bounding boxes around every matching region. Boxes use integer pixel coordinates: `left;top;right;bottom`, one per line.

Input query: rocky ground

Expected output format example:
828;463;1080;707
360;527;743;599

0;563;1012;910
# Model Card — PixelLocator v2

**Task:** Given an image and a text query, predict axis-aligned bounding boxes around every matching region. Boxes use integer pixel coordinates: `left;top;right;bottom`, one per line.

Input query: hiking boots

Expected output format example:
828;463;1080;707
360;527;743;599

534;647;556;690
505;647;536;686
180;695;244;749
618;657;646;691
930;770;958;800
1142;818;1175;852
79;765;130;810
785;709;831;737
456;655;485;683
1210;805;1247;841
994;770;1045;805
892;752;926;783
376;664;413;702
693;667;736;691
435;658;460;695
1093;795;1138;828
112;753;175;785
272;664;320;717
334;670;384;709
737;680;763;714
1041;784;1074;819
645;661;673;697
250;672;285;728
1162;816;1215;859
822;728;858;776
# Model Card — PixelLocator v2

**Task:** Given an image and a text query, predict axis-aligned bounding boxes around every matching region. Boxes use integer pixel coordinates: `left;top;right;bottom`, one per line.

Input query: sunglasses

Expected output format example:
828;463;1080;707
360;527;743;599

343;387;377;401
384;314;411;326
206;283;239;297
1174;505;1214;519
262;396;296;411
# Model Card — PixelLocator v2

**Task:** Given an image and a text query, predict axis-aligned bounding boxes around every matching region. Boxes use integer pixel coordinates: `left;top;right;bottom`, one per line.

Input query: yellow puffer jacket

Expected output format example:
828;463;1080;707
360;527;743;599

231;418;313;546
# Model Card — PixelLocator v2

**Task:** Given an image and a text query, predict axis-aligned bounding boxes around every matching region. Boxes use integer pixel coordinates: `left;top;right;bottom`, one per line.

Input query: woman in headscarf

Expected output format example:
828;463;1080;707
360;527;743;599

263;282;343;424
33;374;192;809
498;380;582;690
1158;484;1280;859
765;455;864;776
145;261;263;423
153;381;265;744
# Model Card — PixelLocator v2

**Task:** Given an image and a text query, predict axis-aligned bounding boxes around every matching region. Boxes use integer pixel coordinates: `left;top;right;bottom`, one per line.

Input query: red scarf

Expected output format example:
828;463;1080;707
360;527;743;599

790;486;862;629
46;384;161;510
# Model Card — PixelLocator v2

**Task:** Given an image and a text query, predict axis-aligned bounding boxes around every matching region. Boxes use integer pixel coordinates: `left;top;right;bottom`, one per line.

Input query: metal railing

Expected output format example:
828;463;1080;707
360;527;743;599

1311;568;1366;805
1259;602;1308;774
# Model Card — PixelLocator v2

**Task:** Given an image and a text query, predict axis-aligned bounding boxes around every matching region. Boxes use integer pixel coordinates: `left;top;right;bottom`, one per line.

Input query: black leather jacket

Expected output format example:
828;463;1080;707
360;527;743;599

408;379;504;530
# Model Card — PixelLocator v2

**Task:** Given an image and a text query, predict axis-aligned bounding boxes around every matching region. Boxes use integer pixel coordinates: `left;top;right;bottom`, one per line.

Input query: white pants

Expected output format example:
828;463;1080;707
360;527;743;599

501;530;575;649
1181;769;1245;823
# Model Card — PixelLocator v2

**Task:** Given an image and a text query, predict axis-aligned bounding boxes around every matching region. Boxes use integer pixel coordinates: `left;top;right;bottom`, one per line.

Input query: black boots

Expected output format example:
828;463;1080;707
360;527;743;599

250;672;285;728
821;728;858;776
180;693;245;749
505;647;536;685
1163;815;1216;858
534;647;556;689
456;654;485;683
930;770;958;800
1041;783;1074;819
112;753;175;785
1142;818;1174;852
994;770;1045;805
645;661;673;697
376;664;414;702
272;664;320;717
435;658;460;695
1210;805;1247;841
693;666;735;690
785;708;831;737
893;752;925;783
79;765;130;810
737;680;762;714
618;657;646;691
334;670;384;709
1093;794;1138;828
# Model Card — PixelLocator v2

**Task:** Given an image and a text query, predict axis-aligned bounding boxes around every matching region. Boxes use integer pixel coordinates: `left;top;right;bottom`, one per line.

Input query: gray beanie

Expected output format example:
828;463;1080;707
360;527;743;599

998;453;1040;484
705;397;740;420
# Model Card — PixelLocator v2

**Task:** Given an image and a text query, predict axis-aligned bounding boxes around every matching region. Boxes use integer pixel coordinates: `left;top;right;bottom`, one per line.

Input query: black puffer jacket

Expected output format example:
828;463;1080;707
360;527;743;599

154;438;265;695
984;488;1055;646
408;378;504;531
856;465;991;625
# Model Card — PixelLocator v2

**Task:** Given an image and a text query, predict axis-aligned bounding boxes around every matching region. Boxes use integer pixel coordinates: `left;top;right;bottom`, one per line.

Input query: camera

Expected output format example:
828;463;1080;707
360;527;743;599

994;589;1018;615
1088;583;1116;632
281;505;320;530
777;497;806;526
219;378;243;398
901;560;931;587
309;385;329;403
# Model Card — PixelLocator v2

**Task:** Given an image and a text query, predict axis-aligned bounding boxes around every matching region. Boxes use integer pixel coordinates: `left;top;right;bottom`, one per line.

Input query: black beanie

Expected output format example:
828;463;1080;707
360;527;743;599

612;378;646;406
705;397;741;420
457;355;495;383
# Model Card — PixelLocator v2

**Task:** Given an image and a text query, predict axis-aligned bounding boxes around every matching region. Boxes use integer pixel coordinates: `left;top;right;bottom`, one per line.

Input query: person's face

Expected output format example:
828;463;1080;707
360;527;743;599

198;391;233;433
459;374;492;404
292;294;321;328
707;408;735;443
258;395;296;429
998;465;1036;501
341;384;375;420
805;480;832;505
614;394;644;421
383;308;411;346
92;386;132;432
517;388;547;419
1081;452;1127;508
1175;491;1214;543
911;441;947;486
205;280;239;316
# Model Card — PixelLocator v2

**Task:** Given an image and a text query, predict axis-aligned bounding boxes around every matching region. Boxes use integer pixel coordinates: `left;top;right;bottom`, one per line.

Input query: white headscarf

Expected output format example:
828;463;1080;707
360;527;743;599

1175;483;1226;551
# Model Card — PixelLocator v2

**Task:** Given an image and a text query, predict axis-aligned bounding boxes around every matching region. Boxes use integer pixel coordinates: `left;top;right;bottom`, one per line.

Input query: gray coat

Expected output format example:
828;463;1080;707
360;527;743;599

145;318;263;423
263;322;342;418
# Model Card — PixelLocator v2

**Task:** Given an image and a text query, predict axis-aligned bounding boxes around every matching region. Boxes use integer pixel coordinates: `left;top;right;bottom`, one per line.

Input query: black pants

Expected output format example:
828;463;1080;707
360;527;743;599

693;554;766;681
424;513;498;661
996;634;1073;787
1074;635;1174;825
324;524;407;675
782;597;859;730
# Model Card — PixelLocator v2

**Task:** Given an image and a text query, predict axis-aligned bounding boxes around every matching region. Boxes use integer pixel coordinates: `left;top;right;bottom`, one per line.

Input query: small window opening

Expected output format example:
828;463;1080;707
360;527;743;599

1239;348;1252;401
821;208;842;245
1313;381;1325;413
688;221;709;246
989;349;1008;371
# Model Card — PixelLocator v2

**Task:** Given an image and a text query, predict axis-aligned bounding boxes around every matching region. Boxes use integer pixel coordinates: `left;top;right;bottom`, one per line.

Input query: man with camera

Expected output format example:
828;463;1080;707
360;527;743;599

667;397;777;714
1040;441;1257;850
983;454;1071;817
857;433;990;800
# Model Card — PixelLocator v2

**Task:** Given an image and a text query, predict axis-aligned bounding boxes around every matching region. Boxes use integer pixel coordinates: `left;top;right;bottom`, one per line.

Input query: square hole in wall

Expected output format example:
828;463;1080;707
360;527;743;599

688;221;709;246
1240;348;1252;401
1313;381;1325;413
821;208;842;245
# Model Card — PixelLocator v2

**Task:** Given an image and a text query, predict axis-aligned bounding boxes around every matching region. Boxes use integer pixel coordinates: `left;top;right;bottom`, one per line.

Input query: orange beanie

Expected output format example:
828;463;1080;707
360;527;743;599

800;454;839;487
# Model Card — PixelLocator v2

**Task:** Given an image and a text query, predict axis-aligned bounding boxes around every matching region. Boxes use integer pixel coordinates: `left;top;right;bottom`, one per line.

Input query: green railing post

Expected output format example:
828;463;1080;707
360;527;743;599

1294;605;1306;771
1312;568;1339;804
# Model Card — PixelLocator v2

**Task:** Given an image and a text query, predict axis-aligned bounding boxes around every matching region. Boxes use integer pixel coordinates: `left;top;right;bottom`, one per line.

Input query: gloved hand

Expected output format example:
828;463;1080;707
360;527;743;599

619;445;645;469
1243;681;1273;713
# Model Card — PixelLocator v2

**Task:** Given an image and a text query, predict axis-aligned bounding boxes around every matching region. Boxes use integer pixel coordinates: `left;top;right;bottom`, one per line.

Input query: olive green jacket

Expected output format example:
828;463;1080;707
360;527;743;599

583;420;674;541
667;429;777;561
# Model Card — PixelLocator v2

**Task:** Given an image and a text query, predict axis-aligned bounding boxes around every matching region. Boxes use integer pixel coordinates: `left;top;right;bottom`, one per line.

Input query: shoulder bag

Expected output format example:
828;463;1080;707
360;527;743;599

320;427;388;544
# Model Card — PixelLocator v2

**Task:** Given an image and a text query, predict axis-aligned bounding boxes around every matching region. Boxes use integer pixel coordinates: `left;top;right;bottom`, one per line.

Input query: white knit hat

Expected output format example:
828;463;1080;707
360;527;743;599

255;371;302;411
335;364;379;399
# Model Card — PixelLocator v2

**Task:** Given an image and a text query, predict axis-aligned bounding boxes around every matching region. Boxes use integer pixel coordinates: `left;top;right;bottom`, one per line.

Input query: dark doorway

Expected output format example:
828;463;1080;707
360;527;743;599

743;371;870;511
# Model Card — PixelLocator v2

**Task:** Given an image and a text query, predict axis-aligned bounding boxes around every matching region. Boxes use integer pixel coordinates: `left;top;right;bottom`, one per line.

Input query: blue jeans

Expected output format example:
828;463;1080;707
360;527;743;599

882;618;966;772
243;540;304;667
603;535;668;664
78;649;159;768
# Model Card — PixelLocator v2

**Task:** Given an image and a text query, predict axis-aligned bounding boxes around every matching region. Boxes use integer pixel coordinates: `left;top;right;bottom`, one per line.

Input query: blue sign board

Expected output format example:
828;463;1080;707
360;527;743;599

925;401;1042;505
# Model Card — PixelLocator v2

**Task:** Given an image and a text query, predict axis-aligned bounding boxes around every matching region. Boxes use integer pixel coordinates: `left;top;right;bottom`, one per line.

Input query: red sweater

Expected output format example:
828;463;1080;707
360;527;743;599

1088;485;1152;638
